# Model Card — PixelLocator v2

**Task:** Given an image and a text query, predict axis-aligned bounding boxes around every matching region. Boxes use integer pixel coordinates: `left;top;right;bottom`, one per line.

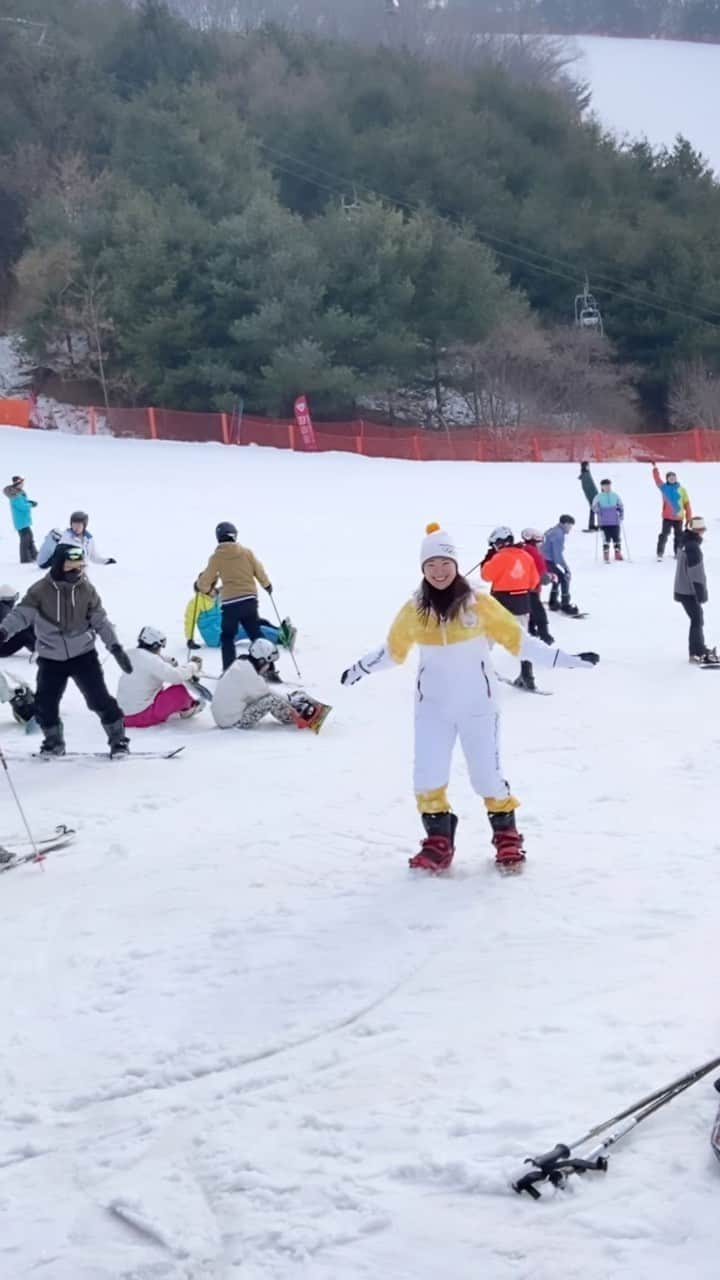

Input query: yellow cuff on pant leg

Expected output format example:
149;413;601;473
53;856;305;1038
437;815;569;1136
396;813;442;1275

416;787;451;814
484;794;520;814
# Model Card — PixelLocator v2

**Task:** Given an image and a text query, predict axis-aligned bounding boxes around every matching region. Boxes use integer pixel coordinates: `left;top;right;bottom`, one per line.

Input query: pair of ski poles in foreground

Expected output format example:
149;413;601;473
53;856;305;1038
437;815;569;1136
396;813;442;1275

512;1054;720;1199
594;525;633;561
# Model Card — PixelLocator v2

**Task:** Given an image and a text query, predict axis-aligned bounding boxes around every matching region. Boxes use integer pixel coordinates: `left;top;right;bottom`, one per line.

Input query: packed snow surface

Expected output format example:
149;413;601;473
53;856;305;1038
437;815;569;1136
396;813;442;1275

573;35;720;174
0;427;718;1279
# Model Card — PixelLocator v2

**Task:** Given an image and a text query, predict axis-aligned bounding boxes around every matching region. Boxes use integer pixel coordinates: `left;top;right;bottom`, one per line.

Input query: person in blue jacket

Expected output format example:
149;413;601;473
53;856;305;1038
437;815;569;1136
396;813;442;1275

3;476;37;563
542;515;580;616
592;479;624;562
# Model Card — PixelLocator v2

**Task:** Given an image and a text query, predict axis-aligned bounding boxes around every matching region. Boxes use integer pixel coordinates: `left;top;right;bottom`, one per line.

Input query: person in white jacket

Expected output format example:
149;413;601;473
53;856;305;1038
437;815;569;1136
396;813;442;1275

118;627;203;728
340;522;600;872
37;511;116;569
212;638;318;730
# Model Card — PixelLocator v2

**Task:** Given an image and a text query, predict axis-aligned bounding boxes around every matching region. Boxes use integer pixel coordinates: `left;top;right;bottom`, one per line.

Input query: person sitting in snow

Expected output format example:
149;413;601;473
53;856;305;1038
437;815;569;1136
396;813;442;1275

0;584;34;656
184;590;296;654
211;638;322;731
37;510;116;569
118;627;205;728
0;669;37;732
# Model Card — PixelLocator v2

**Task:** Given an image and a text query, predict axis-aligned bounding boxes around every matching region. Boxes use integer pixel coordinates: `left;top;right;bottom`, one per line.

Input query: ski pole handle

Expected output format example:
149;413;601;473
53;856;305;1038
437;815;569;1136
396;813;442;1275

511;1143;571;1197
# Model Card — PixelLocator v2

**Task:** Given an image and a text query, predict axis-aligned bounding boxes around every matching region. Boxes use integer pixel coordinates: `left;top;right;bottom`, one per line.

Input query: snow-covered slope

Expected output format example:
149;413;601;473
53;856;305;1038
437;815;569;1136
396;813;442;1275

0;428;718;1279
573;35;720;174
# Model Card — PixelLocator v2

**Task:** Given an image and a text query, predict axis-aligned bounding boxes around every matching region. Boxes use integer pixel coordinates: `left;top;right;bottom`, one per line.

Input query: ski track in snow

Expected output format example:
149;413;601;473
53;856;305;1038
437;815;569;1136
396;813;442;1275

0;429;718;1278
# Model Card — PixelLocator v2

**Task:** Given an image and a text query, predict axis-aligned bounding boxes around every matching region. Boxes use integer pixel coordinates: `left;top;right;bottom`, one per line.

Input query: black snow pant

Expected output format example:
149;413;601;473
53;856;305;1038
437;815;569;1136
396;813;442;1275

35;651;123;733
220;598;262;671
601;524;621;548
586;502;597;532
0;627;34;657
677;595;706;658
546;562;571;609
657;518;682;558
18;527;37;563
529;591;553;644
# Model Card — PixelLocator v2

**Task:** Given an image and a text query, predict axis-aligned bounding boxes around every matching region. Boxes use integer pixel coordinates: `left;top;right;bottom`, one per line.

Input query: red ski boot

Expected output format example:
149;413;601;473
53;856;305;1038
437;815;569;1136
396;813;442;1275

489;811;526;872
615;546;623;561
409;812;457;873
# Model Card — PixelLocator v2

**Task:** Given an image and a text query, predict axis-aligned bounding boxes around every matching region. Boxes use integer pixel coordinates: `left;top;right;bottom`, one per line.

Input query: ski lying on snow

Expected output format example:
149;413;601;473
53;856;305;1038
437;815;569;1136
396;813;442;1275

29;747;186;761
0;826;76;874
712;1081;720;1163
498;675;553;697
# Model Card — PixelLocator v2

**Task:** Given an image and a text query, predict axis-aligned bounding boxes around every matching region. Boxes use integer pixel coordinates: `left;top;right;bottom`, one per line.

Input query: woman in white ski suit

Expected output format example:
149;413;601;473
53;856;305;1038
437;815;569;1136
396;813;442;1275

341;524;599;871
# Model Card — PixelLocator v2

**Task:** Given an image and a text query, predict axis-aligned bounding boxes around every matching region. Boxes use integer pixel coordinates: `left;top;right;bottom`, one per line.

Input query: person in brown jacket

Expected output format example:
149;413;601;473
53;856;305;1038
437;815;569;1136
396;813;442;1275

196;522;275;672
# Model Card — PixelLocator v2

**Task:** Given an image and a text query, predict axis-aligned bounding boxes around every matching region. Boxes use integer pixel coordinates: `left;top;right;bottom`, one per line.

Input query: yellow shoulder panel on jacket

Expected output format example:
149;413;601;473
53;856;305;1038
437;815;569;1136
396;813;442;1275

474;592;523;657
386;599;420;664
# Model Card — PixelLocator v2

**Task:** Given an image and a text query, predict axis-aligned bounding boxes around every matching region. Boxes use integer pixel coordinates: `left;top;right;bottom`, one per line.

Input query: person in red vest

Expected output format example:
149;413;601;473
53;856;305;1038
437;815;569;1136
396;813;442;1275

481;527;540;691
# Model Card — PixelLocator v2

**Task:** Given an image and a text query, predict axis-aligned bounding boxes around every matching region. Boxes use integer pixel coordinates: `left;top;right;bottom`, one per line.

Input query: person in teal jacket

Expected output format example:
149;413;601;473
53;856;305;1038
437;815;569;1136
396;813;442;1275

3;476;37;563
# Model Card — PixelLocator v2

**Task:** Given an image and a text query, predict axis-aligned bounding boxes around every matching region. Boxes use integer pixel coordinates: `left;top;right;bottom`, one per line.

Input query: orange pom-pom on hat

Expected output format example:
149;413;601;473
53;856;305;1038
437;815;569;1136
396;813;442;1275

420;523;458;567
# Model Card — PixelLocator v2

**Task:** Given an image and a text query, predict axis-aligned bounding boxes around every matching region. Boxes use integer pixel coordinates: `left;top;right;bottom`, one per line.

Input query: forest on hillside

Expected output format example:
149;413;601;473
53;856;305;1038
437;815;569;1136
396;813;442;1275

2;0;720;428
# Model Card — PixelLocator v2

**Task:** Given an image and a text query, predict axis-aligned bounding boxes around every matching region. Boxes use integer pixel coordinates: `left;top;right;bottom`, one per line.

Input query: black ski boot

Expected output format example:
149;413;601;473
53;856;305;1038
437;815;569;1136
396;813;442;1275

105;718;130;759
39;724;66;758
513;661;536;692
560;603;580;617
409;812;458;872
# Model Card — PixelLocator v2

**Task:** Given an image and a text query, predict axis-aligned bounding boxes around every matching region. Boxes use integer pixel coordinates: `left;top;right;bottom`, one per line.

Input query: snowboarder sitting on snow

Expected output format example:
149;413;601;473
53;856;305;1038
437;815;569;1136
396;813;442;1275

184;590;295;653
0;544;132;758
37;510;116;570
340;522;599;873
592;479;624;562
196;522;277;675
3;475;38;563
0;669;37;732
521;528;554;646
652;464;691;560
578;461;598;532
211;638;321;730
481;526;540;691
674;517;718;665
542;515;580;615
0;584;34;657
118;627;205;728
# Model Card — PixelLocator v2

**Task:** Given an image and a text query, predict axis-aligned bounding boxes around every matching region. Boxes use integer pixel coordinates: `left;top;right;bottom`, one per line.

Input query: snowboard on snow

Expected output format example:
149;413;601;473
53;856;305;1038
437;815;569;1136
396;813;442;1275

26;747;186;762
498;674;553;697
0;824;76;874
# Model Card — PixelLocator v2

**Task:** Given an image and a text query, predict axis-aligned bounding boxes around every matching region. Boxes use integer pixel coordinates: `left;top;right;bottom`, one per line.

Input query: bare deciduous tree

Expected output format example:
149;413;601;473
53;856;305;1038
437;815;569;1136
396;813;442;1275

669;359;720;430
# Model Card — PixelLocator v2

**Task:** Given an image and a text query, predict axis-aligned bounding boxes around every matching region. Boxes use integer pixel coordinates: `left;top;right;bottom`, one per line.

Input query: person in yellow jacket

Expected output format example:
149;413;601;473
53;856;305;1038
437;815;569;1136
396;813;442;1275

184;591;217;650
196;521;273;672
341;523;599;872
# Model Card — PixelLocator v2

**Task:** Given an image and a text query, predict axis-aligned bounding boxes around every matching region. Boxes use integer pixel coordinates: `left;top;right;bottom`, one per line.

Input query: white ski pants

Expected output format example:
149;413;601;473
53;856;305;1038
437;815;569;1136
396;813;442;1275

413;697;515;814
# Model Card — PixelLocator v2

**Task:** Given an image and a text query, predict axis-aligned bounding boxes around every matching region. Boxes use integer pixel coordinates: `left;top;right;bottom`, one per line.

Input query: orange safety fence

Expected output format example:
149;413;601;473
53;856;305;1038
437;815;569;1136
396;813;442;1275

5;400;720;461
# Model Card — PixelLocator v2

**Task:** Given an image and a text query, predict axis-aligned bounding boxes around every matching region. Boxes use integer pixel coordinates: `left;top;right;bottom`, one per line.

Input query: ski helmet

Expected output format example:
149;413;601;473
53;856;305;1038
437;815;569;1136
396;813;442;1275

69;510;89;529
559;514;576;527
521;527;543;544
215;521;237;543
0;584;18;602
249;637;278;669
688;516;707;533
138;625;167;650
488;525;514;548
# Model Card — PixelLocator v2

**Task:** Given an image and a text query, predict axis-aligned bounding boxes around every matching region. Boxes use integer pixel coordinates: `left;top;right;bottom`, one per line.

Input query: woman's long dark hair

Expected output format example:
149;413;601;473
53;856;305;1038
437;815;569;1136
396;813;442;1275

416;573;472;624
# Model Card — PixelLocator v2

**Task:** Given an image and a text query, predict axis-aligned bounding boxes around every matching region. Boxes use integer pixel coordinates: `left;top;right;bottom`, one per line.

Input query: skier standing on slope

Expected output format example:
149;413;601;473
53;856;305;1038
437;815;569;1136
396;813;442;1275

340;523;599;872
481;527;540;691
674;516;719;665
37;511;116;569
542;515;581;615
579;461;598;532
652;464;691;560
118;627;205;728
3;475;38;562
196;522;278;675
521;529;554;645
0;545;132;757
592;478;624;562
211;638;322;730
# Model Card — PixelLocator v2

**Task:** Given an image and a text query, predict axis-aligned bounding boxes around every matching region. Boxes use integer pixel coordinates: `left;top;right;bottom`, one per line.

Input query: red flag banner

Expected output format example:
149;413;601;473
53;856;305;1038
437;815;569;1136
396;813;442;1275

293;395;317;450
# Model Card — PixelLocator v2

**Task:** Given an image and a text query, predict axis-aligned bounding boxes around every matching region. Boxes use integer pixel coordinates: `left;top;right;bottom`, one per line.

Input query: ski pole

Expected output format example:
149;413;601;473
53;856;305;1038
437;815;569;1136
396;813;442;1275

594;528;599;561
512;1053;720;1199
0;746;41;862
622;525;632;562
267;592;302;680
187;588;202;661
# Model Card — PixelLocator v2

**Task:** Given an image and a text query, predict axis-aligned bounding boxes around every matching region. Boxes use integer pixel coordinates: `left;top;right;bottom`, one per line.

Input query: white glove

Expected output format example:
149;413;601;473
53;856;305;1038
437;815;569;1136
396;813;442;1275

341;662;366;687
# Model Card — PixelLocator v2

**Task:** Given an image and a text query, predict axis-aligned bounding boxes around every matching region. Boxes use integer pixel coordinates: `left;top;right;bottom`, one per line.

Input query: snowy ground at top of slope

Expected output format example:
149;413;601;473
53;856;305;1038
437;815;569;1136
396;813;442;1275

0;428;718;1280
570;35;720;175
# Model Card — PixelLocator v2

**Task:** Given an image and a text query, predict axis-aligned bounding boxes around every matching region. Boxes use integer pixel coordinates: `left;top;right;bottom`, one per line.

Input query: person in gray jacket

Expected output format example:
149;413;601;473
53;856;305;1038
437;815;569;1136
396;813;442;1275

674;516;718;665
0;544;133;756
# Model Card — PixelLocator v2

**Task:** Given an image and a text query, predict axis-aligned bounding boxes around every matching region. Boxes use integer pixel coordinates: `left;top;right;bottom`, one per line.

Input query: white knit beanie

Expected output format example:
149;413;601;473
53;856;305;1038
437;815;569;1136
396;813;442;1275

420;522;458;567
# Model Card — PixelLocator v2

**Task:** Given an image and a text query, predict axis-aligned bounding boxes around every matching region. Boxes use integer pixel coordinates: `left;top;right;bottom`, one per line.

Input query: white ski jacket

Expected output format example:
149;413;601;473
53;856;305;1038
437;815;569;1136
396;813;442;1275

117;649;197;716
211;658;267;729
